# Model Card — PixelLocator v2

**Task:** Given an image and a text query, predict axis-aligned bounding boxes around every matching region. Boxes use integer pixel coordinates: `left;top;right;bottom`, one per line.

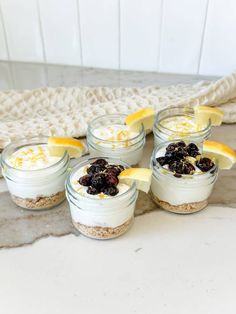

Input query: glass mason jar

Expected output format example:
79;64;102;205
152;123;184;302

153;106;211;147
66;157;138;240
87;114;145;166
150;140;218;214
1;137;70;210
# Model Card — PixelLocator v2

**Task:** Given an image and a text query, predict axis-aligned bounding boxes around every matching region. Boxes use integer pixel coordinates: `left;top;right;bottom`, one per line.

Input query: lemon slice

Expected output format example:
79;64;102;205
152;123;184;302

119;168;152;193
125;107;155;132
48;137;85;158
203;140;236;169
194;105;224;129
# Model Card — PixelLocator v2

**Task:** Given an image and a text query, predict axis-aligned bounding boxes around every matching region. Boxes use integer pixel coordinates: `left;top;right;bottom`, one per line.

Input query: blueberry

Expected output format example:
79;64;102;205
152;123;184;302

105;165;121;176
156;156;169;166
177;141;186;147
78;175;91;186
186;143;199;157
90;173;106;189
91;158;108;167
183;162;195;174
87;186;99;195
196;157;214;172
105;175;119;187
87;164;105;175
103;186;119;196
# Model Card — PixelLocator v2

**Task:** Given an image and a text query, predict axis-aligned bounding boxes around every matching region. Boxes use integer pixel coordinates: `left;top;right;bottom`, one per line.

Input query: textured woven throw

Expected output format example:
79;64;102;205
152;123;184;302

1;71;236;148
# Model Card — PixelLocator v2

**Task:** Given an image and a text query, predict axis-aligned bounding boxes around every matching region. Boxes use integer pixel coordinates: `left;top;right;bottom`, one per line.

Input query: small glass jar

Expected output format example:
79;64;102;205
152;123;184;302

66;157;138;240
150;140;218;214
1;137;70;210
153;106;211;147
87;114;145;166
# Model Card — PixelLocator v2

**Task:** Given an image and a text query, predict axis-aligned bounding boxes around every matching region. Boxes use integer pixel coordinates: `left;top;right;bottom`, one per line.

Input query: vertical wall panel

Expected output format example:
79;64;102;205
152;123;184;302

199;0;236;76
159;0;208;74
0;10;8;60
120;0;162;71
39;0;82;65
79;0;119;69
1;0;44;62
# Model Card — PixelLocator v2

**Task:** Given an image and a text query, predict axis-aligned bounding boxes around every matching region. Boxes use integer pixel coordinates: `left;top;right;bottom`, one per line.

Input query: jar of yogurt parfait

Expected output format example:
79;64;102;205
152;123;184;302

87;114;145;166
66;157;138;240
153;106;211;147
150;140;218;214
1;137;70;210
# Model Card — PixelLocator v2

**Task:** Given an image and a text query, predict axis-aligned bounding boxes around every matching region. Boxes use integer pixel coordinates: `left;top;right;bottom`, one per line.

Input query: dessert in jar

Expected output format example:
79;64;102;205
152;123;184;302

66;157;152;240
1;137;70;210
87;114;146;166
153;106;212;146
150;140;218;214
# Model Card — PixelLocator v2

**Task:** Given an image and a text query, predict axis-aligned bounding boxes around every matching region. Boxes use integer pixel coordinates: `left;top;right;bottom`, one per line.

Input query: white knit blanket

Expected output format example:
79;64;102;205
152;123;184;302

1;71;236;148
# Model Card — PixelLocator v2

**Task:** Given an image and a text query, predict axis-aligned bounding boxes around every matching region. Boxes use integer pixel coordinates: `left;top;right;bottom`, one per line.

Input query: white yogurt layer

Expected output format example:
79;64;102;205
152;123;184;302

4;144;68;199
151;144;217;206
67;163;137;228
70;165;130;200
93;125;139;148
89;125;144;165
160;115;197;134
7;144;60;170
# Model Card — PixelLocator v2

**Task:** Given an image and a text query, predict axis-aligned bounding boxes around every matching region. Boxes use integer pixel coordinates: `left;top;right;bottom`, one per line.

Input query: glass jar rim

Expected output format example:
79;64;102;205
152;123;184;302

151;139;218;180
1;136;69;173
66;156;136;202
155;106;211;135
87;114;145;144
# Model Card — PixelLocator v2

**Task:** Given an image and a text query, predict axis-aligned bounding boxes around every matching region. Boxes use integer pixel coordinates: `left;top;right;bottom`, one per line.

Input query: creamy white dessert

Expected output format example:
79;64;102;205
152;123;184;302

151;141;218;213
66;158;138;239
87;115;145;166
153;107;211;146
2;141;69;210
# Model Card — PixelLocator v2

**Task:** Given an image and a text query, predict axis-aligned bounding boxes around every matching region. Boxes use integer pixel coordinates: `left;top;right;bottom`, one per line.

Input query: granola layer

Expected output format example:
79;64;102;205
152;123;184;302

12;191;65;210
73;216;134;239
151;192;208;214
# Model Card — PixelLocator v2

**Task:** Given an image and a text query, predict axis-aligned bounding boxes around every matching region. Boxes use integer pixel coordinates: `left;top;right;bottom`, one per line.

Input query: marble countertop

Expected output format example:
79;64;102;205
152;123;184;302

0;62;236;314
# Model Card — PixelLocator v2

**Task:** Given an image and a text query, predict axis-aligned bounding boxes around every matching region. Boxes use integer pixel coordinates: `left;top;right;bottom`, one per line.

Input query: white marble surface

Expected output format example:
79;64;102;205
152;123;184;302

1;207;236;314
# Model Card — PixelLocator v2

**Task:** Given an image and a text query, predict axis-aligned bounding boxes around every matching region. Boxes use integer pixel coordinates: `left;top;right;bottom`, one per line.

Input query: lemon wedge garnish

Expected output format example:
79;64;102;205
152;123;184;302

48;137;85;158
119;168;152;193
203;140;236;169
194;105;224;129
125;107;155;132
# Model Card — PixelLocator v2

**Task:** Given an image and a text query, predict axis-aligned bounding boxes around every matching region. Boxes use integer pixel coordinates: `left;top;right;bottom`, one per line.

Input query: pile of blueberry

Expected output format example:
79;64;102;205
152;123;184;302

78;159;124;196
156;141;215;177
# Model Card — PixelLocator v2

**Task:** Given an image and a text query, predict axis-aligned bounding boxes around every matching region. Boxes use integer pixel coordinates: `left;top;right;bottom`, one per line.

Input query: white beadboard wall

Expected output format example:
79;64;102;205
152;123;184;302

0;0;235;76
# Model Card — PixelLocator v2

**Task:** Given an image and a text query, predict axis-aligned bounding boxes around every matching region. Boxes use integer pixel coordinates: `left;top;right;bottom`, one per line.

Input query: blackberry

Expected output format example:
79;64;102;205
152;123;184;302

87;186;99;195
196;157;214;172
78;175;91;186
103;186;119;196
90;173;106;189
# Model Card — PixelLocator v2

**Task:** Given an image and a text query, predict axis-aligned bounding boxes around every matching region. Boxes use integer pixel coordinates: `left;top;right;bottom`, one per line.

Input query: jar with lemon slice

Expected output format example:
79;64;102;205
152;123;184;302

150;139;236;214
65;156;152;239
153;106;224;146
87;114;146;166
1;136;84;210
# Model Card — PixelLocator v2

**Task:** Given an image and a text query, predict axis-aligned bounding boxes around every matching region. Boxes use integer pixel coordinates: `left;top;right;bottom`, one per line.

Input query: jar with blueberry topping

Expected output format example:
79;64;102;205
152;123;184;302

150;140;218;214
66;157;138;239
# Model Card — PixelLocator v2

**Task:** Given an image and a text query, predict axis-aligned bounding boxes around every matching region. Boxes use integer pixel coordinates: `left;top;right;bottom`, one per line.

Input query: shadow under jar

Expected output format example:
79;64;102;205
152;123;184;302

66;157;138;240
1;137;70;210
153;106;211;147
87;114;145;166
150;140;218;214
